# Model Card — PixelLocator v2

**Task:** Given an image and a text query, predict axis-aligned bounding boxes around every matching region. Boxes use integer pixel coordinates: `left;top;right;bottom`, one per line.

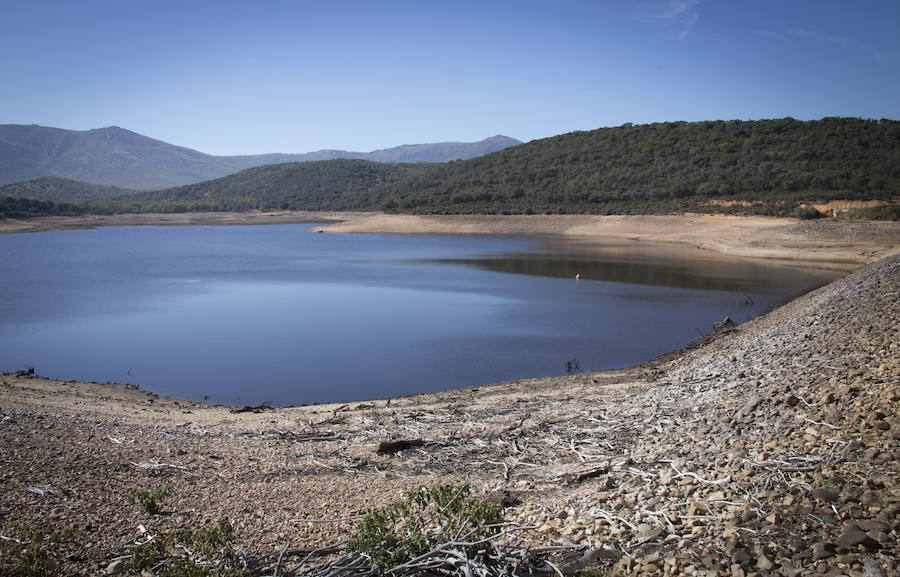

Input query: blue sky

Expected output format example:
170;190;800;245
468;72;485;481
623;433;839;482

2;0;898;155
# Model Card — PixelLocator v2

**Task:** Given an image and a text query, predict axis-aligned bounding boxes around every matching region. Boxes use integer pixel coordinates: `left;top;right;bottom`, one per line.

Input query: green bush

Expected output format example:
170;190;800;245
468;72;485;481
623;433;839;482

0;526;77;577
347;484;503;571
126;487;171;515
792;205;825;219
126;518;247;577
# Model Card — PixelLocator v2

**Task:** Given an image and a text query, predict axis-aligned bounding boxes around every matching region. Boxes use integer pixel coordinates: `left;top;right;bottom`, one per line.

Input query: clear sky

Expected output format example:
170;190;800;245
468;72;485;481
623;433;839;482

3;0;898;156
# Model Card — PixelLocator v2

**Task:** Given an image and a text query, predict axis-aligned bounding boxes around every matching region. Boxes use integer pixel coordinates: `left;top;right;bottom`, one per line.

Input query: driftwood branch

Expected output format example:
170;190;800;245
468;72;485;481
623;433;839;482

231;401;274;413
376;438;425;454
558;463;610;484
130;461;187;471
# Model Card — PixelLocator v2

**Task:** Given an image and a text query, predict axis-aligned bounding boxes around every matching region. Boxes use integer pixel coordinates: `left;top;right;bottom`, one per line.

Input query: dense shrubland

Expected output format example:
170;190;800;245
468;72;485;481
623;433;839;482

3;118;898;218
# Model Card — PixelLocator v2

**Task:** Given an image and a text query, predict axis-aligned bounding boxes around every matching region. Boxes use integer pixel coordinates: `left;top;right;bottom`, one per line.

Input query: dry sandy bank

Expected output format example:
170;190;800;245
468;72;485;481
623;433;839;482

2;211;899;269
313;213;900;269
0;210;373;234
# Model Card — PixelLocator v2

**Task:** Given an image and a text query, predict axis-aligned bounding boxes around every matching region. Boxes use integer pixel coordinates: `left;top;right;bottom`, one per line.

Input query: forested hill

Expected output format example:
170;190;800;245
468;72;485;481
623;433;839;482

35;117;900;217
383;117;899;215
0;176;133;202
95;159;436;213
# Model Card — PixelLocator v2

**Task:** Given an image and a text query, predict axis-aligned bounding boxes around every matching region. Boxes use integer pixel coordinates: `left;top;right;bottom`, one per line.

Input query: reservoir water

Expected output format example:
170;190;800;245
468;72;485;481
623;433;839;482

0;224;839;405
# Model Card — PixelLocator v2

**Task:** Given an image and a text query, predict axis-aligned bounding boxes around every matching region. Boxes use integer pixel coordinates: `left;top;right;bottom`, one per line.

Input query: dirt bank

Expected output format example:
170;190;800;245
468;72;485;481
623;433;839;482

0;210;371;234
313;213;900;269
3;212;899;269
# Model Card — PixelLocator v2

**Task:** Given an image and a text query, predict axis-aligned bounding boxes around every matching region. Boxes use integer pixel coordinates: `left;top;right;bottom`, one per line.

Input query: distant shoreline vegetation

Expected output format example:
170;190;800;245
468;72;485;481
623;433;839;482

2;117;899;220
0;196;83;218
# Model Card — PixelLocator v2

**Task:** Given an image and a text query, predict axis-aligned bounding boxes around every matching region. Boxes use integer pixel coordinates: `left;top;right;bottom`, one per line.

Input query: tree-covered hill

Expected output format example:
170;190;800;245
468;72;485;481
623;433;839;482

384;117;900;215
0;196;82;218
89;159;437;213
0;177;134;202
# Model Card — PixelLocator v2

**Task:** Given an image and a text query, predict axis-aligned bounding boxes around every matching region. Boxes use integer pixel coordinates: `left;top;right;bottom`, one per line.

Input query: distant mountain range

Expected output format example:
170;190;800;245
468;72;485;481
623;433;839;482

0;124;521;190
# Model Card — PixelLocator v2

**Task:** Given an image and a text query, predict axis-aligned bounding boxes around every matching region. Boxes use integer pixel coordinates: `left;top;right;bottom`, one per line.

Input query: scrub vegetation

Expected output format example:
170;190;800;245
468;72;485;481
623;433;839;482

2;117;898;219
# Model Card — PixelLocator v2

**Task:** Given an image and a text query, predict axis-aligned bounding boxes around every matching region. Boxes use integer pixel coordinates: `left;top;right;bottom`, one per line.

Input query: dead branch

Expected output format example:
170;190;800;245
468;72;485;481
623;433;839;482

130;461;187;471
25;484;59;496
320;404;350;425
289;515;366;524
670;464;730;485
0;534;24;544
558;463;610;484
231;401;274;413
376;438;425;455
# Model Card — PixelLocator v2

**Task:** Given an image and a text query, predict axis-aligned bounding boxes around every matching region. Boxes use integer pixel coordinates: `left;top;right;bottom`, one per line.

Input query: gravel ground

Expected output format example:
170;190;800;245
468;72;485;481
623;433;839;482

1;252;897;576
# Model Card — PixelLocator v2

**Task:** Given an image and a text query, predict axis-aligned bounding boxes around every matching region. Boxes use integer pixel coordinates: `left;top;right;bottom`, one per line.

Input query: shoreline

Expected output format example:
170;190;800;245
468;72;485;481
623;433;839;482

2;211;898;270
311;212;900;269
0;210;372;234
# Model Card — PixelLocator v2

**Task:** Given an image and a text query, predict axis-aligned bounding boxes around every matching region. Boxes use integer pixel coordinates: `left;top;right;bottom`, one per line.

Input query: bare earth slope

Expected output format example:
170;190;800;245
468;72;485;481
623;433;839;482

0;217;898;576
313;213;900;269
4;212;899;268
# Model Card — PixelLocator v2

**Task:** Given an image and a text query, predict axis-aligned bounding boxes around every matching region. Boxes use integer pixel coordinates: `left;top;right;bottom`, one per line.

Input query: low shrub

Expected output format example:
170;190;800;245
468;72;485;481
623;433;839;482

792;205;825;219
126;487;171;515
0;526;77;577
347;484;503;571
125;518;247;577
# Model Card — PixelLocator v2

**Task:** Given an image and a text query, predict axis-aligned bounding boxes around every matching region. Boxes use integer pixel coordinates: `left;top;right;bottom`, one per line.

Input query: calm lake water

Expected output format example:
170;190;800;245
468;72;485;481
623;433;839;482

0;224;839;405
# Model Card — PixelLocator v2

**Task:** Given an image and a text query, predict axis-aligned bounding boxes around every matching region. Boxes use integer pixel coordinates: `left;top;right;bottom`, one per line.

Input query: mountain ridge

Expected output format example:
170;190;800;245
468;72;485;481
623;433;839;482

0;124;521;190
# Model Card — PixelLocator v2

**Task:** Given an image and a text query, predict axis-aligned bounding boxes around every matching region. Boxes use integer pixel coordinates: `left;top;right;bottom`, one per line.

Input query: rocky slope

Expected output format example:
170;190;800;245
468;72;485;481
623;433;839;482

510;253;899;576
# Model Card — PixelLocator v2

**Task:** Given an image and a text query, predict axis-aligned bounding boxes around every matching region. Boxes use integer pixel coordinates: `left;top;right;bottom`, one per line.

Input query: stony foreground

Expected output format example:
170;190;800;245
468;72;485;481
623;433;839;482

507;253;899;576
1;253;898;576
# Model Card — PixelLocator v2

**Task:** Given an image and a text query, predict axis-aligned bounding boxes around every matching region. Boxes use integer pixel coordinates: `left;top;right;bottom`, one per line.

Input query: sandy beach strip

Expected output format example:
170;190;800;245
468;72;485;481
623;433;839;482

0;210;371;234
312;213;900;268
3;211;899;268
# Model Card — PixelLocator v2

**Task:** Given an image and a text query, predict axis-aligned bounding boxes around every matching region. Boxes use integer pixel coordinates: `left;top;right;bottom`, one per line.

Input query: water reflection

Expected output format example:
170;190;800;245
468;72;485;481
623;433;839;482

436;239;838;293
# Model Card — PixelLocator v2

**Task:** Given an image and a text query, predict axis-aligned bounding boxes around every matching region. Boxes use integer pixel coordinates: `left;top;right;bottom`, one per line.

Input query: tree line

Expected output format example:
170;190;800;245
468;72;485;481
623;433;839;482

0;196;83;218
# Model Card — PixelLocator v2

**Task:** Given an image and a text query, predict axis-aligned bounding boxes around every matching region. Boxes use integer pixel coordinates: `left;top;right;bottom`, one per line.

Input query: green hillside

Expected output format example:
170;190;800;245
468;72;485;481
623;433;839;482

7;117;899;219
0;196;82;218
384;117;900;215
0;176;134;202
89;159;436;213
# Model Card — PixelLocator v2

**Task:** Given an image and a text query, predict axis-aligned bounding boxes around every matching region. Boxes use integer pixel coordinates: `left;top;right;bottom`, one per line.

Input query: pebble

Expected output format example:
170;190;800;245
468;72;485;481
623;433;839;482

105;559;125;575
811;487;841;503
836;527;880;551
